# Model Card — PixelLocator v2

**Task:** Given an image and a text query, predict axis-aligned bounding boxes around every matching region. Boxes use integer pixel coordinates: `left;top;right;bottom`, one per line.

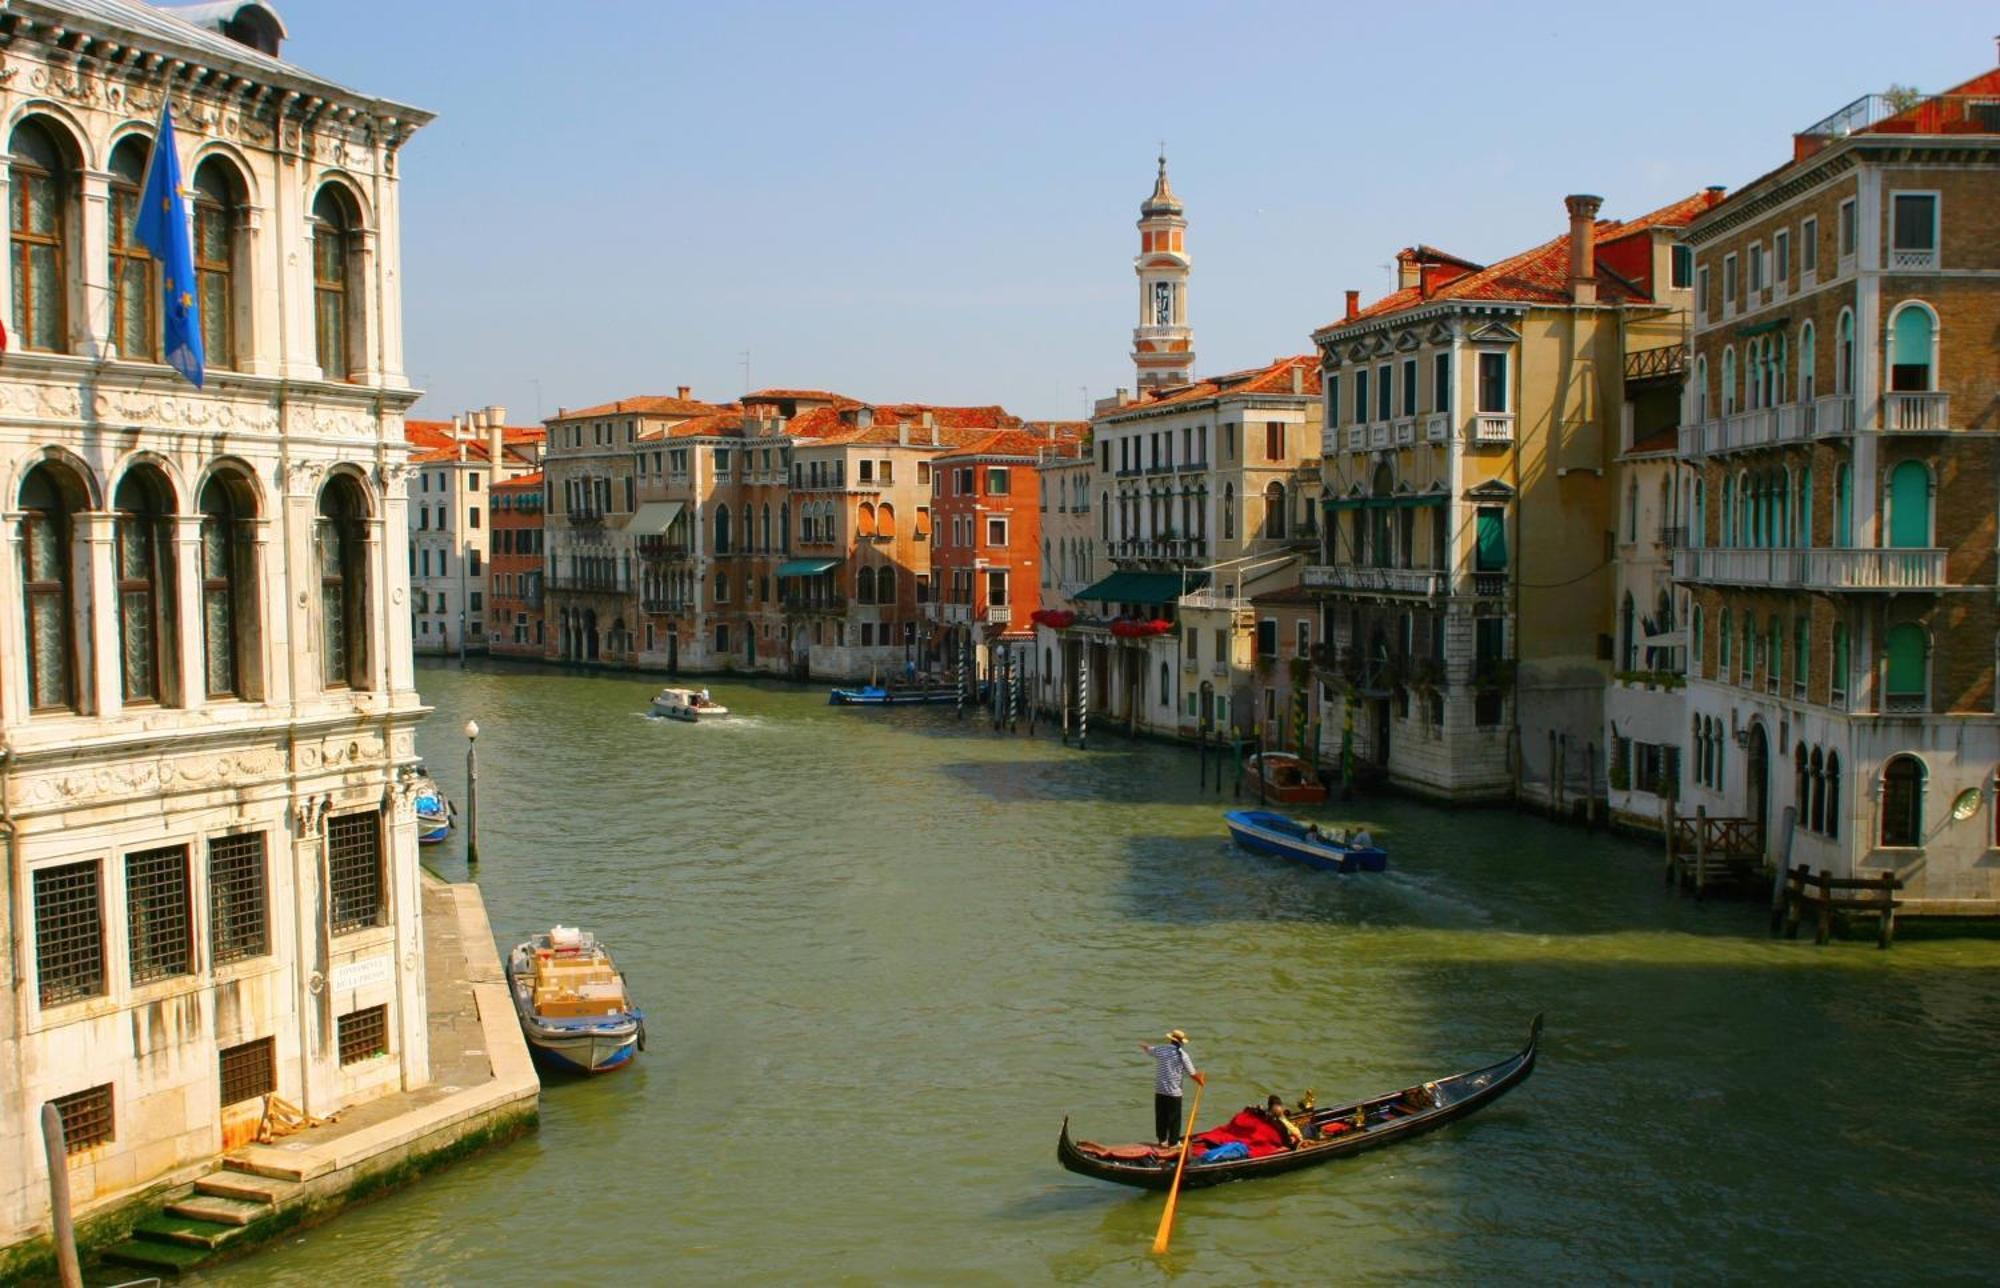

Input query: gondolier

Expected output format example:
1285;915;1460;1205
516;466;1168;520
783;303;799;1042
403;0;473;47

1140;1029;1206;1146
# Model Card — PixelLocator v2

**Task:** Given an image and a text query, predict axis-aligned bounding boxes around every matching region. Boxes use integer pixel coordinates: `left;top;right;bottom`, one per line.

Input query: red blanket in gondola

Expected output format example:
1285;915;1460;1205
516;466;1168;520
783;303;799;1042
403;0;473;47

1190;1109;1291;1158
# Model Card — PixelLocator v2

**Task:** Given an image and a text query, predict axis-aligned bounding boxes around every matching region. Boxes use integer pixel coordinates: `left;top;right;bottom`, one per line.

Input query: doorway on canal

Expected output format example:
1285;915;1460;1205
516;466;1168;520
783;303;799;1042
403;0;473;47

1746;721;1769;857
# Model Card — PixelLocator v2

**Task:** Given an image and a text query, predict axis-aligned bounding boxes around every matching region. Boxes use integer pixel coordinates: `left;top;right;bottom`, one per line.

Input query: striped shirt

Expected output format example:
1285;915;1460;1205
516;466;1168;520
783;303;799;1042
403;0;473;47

1149;1042;1196;1096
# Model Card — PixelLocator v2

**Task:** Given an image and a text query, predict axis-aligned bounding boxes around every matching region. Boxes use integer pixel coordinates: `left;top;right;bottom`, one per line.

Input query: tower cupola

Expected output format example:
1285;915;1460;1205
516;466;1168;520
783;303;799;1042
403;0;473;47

1131;152;1194;392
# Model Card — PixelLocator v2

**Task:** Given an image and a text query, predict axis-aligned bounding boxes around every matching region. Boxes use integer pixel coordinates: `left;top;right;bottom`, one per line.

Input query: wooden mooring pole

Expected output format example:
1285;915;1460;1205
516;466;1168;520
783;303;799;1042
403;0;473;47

41;1103;81;1288
1692;804;1708;901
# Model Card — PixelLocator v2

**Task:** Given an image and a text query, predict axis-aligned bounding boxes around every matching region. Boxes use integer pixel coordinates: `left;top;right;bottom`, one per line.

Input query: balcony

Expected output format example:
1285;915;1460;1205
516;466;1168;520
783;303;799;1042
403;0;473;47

1673;545;1949;591
641;598;694;615
1688;397;1855;457
1471;572;1507;597
1368;424;1390;449
1179;589;1251;613
1303;565;1447;597
1884;391;1949;432
1471;414;1514;444
565;508;605;527
987;604;1013;624
1424;413;1450;443
1887;247;1938;272
636;537;691;562
1345;426;1365;451
1392;417;1416;447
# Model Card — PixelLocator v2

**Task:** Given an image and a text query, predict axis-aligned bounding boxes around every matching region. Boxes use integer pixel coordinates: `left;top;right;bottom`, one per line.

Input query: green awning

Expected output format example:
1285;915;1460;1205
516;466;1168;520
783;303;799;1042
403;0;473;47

1074;570;1211;604
776;558;839;577
628;500;684;534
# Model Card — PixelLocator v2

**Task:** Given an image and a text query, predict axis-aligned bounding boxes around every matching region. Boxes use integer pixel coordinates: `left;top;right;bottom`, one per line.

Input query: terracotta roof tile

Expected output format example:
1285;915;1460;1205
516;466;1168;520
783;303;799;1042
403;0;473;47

554;395;724;421
494;471;545;490
1322;190;1725;332
1101;355;1320;417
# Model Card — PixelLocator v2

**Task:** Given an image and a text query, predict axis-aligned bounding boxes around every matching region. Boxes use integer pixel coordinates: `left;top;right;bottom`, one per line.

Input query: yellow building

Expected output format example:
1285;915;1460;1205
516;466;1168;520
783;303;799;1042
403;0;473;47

1309;191;1720;800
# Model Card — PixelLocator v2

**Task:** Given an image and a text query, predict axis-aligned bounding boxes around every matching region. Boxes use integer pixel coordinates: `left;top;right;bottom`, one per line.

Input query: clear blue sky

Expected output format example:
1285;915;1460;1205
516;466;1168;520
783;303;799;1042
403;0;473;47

281;1;1996;424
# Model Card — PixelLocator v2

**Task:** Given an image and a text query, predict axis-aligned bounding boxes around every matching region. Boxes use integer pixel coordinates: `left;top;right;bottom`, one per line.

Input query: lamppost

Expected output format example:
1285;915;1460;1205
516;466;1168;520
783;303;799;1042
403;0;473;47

463;719;480;866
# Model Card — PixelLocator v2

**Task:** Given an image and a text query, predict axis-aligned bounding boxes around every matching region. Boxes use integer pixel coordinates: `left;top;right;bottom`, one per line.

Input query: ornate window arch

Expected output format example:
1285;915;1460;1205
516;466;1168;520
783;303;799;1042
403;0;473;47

311;184;362;380
1887;299;1939;394
1880;754;1925;847
11;117;79;353
193;156;247;370
113;463;179;704
20;458;90;711
200;467;262;698
107;135;159;361
316;474;372;688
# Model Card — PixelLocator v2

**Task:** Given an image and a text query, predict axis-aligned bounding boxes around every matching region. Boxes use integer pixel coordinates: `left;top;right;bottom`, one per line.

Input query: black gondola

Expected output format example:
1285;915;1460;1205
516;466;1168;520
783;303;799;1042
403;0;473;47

1057;1014;1542;1191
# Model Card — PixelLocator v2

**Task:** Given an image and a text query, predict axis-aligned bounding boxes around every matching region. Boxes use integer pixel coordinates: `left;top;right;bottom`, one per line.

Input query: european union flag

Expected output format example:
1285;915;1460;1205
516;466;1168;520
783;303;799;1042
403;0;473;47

135;102;204;389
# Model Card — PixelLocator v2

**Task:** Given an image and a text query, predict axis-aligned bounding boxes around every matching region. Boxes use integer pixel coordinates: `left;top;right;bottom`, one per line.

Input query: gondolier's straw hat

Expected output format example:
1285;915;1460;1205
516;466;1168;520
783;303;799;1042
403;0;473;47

1166;1029;1187;1044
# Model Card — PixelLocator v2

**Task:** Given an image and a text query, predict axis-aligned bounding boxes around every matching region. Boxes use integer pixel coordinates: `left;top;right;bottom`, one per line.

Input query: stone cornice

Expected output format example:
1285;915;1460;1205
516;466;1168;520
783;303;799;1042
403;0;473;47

1312;301;1526;349
1;3;433;155
1686;136;2000;245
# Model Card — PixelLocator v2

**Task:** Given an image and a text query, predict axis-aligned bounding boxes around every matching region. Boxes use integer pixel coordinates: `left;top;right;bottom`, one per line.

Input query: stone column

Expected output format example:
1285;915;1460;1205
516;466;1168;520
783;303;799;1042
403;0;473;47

173;515;206;707
77;511;120;719
77;169;113;360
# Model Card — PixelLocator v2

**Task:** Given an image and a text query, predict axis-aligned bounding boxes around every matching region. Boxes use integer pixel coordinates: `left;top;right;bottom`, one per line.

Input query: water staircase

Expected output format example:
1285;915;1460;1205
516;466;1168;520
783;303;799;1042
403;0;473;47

100;1160;305;1276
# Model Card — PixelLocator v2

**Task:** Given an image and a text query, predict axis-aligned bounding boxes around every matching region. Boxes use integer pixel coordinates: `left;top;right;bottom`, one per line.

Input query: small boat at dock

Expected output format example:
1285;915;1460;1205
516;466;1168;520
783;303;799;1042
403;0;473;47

1224;809;1387;873
1058;1014;1541;1190
413;773;452;845
1243;752;1329;804
651;686;729;721
829;681;978;705
505;927;645;1075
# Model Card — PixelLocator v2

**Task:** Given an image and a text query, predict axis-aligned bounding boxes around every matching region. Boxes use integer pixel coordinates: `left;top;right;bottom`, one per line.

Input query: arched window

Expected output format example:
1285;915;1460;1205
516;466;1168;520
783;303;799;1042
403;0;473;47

1809;748;1826;834
1693;355;1708;423
760;503;772;552
1835;309;1854;396
107;136;158;361
11;119;73;353
200;470;259;698
1835;464;1852;546
1795;744;1809;819
193;158;243;370
1263;481;1287;539
1693;479;1705;547
311;186;358;380
877;503;895;539
1041;538;1050;586
316;476;370;689
1824;751;1840;839
1620;593;1636;670
20;461;86;711
855;566;875;604
1625;478;1639;542
1887;460;1930;549
1691;604;1705;675
1223;484;1235;540
1767;614;1782;689
1888;303;1936;392
1100;493;1109;541
1742;613;1756;684
114;466;178;705
1798;468;1812;546
1798;322;1816;402
1720;346;1736;415
1884;622;1928;712
715;504;732;554
1793;615;1808;696
779;501;789;553
1880;755;1925;847
1719;607;1732;673
877;566;895;604
856;501;876;539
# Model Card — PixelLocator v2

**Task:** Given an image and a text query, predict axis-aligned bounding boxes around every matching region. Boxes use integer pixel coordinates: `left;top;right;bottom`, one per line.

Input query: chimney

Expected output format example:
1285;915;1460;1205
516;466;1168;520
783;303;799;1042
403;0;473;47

1395;250;1421;290
1290;363;1304;395
488;416;504;473
485;404;506;427
1566;194;1604;305
1344;289;1360;322
898;420;909;447
677;385;691;400
857;406;874;428
451;413;464;436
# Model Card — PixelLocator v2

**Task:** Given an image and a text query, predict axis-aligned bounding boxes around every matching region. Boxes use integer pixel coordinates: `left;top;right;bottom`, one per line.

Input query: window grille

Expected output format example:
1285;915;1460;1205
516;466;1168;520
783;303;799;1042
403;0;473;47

209;832;268;963
219;1036;276;1107
338;1004;389;1065
327;811;384;933
34;860;104;1006
125;845;192;983
50;1084;114;1152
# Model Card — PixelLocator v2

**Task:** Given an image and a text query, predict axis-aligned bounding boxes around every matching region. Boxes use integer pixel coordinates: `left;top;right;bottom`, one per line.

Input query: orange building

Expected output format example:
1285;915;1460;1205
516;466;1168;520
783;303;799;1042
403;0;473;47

490;470;546;658
928;430;1081;675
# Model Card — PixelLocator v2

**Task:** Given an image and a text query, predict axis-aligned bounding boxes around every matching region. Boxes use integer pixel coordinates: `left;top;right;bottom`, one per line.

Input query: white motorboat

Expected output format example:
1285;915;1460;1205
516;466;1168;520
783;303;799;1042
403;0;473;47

650;686;729;721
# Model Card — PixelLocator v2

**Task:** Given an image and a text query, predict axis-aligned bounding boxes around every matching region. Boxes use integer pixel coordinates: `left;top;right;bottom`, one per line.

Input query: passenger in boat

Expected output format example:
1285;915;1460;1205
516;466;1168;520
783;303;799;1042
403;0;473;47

1139;1029;1206;1147
1255;1094;1305;1150
1304;824;1324;844
1350;827;1374;849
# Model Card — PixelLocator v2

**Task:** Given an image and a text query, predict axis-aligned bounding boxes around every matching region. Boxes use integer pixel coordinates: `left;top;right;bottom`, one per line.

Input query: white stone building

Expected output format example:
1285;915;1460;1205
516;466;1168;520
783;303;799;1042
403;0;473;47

0;0;432;1255
405;409;542;656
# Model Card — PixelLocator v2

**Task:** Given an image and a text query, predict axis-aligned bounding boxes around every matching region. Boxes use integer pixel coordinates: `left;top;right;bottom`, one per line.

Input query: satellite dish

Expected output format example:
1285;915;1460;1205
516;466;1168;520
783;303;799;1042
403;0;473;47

1951;787;1982;821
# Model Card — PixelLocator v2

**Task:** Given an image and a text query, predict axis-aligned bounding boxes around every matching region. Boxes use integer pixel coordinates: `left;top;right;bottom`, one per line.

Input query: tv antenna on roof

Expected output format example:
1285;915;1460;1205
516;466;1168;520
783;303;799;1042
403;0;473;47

740;350;751;394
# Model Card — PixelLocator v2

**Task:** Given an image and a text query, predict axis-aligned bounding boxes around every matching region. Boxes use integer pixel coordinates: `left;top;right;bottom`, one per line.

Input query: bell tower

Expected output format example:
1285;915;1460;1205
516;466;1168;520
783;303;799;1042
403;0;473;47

1132;152;1194;392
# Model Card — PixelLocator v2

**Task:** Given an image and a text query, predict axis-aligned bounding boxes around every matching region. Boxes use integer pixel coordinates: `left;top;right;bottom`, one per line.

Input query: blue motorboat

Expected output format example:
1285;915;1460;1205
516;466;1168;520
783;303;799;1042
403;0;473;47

1224;809;1387;874
829;681;983;706
413;773;452;845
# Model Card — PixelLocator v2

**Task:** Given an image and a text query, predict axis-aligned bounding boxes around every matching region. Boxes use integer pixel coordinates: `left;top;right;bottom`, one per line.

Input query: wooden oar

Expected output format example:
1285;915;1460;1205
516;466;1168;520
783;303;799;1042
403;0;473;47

1150;1080;1206;1256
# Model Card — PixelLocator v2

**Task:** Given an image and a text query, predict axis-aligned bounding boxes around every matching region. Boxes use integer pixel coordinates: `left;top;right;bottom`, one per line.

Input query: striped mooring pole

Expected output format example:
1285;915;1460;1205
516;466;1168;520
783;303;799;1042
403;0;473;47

955;634;966;719
1009;648;1021;732
1077;652;1088;750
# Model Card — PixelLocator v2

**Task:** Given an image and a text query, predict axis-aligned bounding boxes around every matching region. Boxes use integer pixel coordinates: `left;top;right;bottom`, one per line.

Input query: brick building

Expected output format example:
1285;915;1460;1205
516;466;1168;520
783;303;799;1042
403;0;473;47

489;471;546;658
1675;66;2000;908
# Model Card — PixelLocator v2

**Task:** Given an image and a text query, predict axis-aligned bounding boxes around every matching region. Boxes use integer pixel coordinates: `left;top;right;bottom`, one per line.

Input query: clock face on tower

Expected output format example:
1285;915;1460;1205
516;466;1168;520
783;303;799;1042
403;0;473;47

1153;281;1173;326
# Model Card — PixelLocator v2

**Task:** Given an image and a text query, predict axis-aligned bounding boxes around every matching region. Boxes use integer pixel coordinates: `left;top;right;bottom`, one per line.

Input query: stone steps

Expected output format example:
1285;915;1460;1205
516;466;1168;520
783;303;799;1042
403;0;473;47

99;1162;289;1276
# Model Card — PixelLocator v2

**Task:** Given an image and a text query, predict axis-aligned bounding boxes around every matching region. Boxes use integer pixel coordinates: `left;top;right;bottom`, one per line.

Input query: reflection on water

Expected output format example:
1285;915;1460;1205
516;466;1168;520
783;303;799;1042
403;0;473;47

197;660;2000;1285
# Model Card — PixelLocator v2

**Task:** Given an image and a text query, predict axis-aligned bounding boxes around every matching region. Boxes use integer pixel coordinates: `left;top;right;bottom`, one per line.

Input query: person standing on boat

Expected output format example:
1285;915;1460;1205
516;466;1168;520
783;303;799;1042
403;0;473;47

1140;1029;1205;1147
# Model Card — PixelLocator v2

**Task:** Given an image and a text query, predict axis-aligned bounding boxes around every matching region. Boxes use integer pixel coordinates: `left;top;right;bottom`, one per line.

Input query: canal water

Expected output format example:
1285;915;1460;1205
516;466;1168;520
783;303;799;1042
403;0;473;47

200;660;2000;1284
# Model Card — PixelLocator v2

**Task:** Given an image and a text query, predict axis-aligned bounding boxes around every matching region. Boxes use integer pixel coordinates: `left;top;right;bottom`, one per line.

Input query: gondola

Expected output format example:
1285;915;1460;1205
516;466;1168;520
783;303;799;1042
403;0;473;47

1057;1014;1541;1190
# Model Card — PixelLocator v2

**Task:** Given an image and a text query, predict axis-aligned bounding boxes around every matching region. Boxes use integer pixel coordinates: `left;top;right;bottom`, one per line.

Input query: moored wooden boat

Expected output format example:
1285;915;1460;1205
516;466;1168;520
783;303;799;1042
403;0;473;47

1243;752;1329;804
828;680;988;705
1224;809;1387;873
413;773;452;845
651;686;729;721
505;927;645;1075
1058;1014;1541;1190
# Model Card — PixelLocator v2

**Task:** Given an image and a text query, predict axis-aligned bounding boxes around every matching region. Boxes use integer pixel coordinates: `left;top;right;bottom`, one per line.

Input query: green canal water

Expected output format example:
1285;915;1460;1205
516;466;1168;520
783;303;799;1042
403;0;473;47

198;660;2000;1285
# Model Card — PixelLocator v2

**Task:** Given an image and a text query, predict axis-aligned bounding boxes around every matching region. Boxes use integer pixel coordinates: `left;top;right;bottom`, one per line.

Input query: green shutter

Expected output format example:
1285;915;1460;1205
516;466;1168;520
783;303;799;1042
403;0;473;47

1888;461;1930;549
1892;307;1933;370
1475;510;1507;571
1885;624;1926;700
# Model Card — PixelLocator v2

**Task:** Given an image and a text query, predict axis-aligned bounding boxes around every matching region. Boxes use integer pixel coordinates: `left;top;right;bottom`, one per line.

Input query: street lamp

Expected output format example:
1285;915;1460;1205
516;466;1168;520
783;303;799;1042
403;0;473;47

463;719;480;866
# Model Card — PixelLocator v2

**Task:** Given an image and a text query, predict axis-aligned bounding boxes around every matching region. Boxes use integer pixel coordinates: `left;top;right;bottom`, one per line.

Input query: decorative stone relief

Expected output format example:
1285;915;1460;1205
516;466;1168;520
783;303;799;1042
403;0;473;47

286;460;327;494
